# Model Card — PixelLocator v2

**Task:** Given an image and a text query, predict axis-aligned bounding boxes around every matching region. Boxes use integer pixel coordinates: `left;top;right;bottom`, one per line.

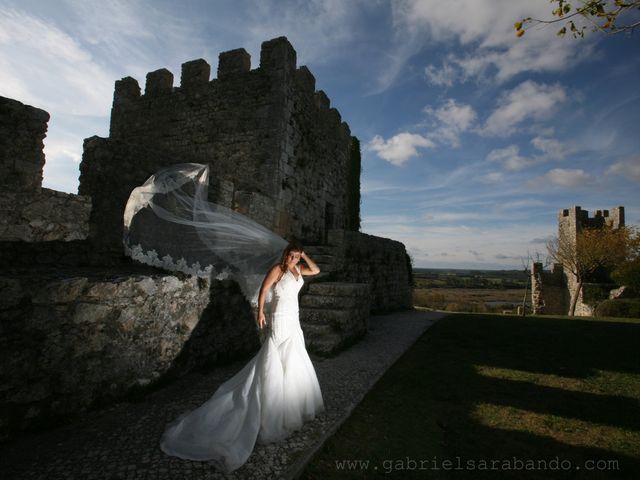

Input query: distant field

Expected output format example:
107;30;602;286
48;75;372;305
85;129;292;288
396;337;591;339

413;288;528;313
412;268;530;313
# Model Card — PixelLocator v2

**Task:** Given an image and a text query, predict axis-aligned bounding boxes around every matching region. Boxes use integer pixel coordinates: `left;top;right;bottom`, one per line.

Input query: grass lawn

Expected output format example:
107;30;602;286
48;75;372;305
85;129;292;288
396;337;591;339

301;313;640;479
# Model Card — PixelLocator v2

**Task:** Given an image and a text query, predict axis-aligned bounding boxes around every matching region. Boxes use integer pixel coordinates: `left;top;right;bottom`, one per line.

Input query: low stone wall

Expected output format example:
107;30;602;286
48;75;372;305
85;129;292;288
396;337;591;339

0;240;94;270
0;188;91;242
0;268;258;441
328;229;412;313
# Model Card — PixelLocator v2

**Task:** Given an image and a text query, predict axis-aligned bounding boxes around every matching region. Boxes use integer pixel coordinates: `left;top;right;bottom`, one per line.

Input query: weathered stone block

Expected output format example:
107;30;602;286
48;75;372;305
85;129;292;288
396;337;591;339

260;36;296;73
217;49;250;79
145;68;173;96
314;90;330;110
181;59;211;88
113;76;141;107
295;66;316;93
0;96;49;192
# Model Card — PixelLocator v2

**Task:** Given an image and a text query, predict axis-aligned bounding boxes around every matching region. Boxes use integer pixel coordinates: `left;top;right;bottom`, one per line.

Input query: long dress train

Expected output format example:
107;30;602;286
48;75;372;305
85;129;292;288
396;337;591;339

159;264;325;472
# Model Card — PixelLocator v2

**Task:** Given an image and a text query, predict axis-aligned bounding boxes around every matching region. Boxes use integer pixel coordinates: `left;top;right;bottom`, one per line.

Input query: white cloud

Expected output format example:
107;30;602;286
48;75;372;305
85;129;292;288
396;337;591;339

479;172;504;184
530;168;593;188
397;0;596;87
424;62;457;87
487;135;574;173
0;8;114;116
243;0;364;66
422;212;484;223
531;136;569;160
423;99;477;147
367;133;435;166
482;81;567;137
487;145;534;171
607;157;640;183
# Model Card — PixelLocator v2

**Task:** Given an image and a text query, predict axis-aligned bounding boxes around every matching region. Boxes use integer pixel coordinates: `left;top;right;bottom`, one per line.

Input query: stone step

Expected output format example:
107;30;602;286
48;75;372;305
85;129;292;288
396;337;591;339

304;271;333;283
300;322;335;338
301;317;345;356
303;245;336;256
305;334;344;357
314;263;336;273
300;293;360;309
300;307;353;327
308;254;334;264
304;326;368;357
307;282;370;297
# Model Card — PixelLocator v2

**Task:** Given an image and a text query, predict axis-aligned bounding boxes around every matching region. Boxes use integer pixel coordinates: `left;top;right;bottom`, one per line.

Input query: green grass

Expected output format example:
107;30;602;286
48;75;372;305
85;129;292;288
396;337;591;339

301;313;640;479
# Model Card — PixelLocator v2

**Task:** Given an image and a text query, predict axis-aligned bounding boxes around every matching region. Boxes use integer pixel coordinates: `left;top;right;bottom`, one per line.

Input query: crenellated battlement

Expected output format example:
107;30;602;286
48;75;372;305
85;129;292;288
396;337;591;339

112;36;299;101
558;205;625;242
109;36;345;134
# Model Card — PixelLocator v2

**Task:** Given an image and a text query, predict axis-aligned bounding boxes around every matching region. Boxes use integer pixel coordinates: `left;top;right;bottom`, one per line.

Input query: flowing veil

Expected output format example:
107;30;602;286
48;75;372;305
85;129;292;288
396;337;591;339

123;163;288;306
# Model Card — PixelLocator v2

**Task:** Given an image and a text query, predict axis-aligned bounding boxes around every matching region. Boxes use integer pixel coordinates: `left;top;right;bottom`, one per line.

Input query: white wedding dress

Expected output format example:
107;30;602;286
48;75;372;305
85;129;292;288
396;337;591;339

159;264;325;472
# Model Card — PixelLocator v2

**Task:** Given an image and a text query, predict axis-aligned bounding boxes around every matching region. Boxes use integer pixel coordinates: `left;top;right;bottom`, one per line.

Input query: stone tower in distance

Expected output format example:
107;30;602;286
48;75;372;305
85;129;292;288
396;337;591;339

558;206;625;244
532;205;625;316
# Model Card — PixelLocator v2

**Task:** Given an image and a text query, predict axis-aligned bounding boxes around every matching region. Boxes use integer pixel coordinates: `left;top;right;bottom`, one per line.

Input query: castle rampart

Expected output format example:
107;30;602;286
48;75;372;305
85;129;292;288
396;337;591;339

0;96;91;245
81;37;359;258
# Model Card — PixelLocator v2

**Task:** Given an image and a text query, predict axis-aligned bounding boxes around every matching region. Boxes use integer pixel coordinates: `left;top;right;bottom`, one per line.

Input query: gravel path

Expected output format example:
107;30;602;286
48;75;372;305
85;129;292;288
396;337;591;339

0;309;444;480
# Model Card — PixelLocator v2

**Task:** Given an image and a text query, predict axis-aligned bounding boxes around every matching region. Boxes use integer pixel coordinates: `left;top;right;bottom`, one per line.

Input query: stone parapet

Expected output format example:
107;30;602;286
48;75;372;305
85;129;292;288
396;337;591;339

0;188;91;242
0;269;258;441
327;229;412;313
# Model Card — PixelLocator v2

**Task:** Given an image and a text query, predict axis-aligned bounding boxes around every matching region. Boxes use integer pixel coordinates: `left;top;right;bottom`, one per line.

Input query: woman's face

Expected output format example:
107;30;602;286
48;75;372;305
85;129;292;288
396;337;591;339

286;250;302;267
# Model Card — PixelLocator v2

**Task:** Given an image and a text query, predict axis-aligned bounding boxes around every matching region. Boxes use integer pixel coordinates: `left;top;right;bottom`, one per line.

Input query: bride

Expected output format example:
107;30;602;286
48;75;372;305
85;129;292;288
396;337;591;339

124;163;325;471
158;241;325;472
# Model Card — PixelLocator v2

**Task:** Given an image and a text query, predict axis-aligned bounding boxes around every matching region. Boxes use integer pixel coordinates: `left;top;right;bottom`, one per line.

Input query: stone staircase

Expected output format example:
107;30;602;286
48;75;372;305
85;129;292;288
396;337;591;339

299;245;371;356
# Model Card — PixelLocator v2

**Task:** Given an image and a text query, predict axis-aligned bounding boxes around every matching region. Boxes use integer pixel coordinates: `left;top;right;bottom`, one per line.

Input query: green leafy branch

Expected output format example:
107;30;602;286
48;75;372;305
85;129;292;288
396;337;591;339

515;0;640;38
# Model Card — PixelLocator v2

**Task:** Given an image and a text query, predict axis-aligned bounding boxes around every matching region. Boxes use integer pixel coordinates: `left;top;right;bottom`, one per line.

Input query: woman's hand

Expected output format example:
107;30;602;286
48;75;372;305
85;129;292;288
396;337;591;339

299;251;321;275
257;311;266;329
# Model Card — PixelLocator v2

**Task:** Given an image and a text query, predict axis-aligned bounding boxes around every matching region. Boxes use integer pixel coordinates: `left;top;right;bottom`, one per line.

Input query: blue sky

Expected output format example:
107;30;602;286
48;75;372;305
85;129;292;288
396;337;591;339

1;0;639;269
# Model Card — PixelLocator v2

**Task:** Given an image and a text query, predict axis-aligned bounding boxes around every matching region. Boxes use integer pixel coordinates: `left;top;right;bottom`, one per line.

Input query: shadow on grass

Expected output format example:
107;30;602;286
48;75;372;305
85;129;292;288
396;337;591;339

302;314;640;479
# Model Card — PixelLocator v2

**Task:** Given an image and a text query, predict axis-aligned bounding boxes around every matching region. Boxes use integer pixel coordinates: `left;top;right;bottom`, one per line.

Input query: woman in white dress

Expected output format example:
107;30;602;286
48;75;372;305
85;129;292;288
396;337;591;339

159;240;325;472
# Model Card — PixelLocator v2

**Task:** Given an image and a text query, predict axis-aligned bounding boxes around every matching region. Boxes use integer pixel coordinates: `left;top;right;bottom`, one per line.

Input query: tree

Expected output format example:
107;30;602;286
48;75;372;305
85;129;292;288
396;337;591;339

611;227;640;288
515;0;640;38
547;225;630;315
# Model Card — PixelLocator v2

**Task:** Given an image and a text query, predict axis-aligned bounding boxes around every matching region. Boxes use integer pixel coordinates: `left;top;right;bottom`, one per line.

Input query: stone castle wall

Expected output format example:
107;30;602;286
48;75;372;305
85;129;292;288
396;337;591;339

0;188;91;243
0;270;258;441
80;37;359;259
1;96;48;192
531;262;567;315
328;229;413;312
0;96;91;246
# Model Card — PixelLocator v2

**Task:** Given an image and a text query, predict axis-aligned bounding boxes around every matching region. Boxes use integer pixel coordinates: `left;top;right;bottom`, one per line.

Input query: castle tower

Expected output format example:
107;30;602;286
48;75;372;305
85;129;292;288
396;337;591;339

79;37;361;258
552;205;626;316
